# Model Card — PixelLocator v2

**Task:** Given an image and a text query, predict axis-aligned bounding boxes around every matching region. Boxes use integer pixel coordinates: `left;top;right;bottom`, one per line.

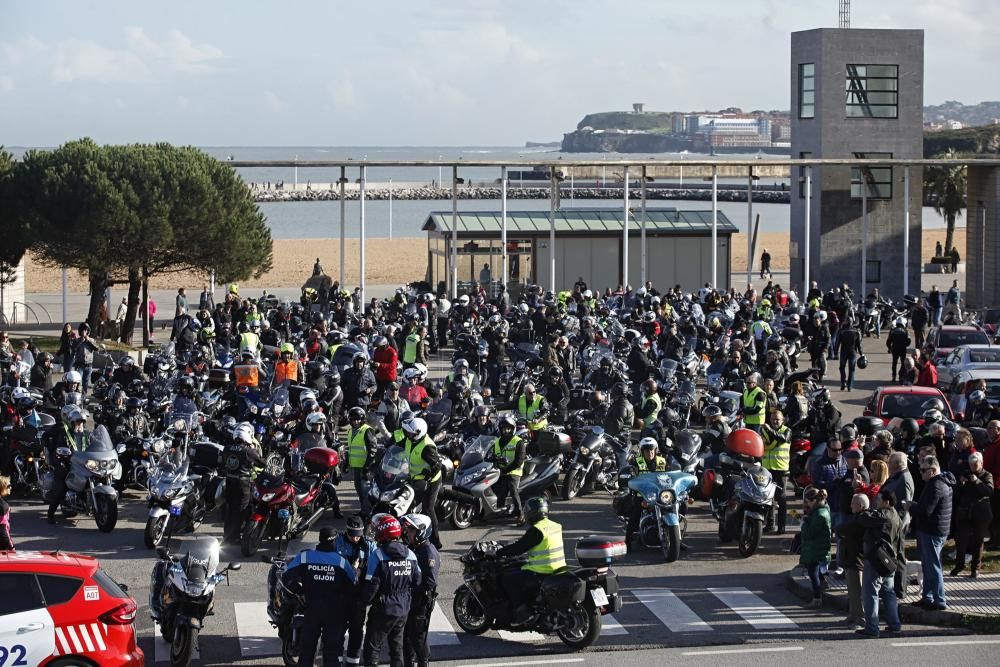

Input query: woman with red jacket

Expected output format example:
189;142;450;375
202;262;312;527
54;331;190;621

372;336;398;399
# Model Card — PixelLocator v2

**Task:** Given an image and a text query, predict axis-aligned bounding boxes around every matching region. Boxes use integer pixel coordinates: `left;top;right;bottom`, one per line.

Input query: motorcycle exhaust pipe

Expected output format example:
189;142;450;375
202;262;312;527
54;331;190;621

439;487;475;504
292;506;327;537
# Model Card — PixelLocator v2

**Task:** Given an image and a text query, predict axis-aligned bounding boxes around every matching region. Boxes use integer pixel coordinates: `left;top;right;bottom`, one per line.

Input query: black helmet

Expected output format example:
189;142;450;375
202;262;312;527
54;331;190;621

547;366;562;381
178;376;195;395
702;404;723;419
839;423;858;442
659;407;679;426
327;370;341;387
812;387;831;405
497;414;516;434
523;496;549;524
921;397;946;412
348;407;366;424
126;396;143;411
346;515;365;538
473;404;490;419
923;408;944;425
112;389;127;405
611;382;630;399
898;417;919;439
600;356;613;370
16;396;36;414
301;398;319;414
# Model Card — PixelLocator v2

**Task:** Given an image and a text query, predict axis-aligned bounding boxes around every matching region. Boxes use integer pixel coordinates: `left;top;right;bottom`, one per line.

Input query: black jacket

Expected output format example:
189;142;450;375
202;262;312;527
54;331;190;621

362;540;421;617
282;545;357;611
858;507;904;571
603;398;634;438
886;327;910;354
911;471;956;537
837;326;863;359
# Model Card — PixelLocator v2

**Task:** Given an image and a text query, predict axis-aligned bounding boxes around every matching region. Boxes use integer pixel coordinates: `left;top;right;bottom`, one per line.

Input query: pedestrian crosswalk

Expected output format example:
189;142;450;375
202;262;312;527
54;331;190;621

148;586;803;662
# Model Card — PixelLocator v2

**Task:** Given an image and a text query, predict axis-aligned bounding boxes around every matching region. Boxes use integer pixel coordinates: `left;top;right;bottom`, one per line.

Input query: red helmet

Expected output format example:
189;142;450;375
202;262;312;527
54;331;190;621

725;428;764;459
375;515;402;543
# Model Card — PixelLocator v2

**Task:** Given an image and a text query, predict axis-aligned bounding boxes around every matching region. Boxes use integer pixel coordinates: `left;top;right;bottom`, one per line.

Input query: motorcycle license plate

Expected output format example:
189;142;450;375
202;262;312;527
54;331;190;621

590;587;609;607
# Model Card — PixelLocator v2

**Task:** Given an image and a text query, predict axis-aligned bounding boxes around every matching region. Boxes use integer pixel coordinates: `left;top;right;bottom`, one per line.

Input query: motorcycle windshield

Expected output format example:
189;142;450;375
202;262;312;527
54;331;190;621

428;399;452;419
179;536;220;585
659;359;679;378
674;431;702;459
271;386;290;416
166;411;198;433
379;446;409;480
677;379;696;399
296;432;326;452
85;425;116;454
579;429;605;450
460;436;494;469
628;472;672;500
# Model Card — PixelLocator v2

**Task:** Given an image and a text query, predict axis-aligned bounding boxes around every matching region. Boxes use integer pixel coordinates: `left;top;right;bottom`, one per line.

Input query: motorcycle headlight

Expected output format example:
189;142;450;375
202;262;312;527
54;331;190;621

86;460;99;472
163;487;179;499
172;418;187;432
658;489;676;505
151;440;166;454
753;472;770;486
579;447;590;456
261;492;276;502
249;404;258;415
380;489;400;502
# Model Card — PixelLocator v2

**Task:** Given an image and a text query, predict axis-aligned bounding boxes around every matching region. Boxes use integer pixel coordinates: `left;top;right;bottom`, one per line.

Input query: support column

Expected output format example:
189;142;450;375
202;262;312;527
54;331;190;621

623;166;630;290
640;166;647;286
339;166;346;286
451;166;459;299
359;166;367;313
861;177;868;292
903;166;910;295
804;166;812;296
549;170;556;295
711;165;718;288
746;167;753;286
388;177;393;240
501;166;508;289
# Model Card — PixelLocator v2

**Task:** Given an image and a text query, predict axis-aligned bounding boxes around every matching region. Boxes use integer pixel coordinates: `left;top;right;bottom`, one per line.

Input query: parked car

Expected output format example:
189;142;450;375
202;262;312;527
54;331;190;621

0;550;143;667
936;344;1000;387
925;325;991;364
944;369;1000;420
863;385;954;427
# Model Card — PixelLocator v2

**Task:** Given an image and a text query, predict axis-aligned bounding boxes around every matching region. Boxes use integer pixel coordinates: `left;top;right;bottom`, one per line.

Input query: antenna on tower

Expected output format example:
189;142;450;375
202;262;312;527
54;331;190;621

839;0;851;28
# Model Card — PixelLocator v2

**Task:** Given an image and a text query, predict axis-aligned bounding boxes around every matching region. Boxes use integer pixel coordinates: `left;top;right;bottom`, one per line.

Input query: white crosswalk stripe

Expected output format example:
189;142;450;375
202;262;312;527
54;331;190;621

429;602;463;645
235;601;283;657
708;587;799;630
631;588;713;633
153;621;201;663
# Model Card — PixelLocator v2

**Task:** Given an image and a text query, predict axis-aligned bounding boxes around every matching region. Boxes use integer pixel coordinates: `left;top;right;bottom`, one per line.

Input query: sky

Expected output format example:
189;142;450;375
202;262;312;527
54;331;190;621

1;0;998;147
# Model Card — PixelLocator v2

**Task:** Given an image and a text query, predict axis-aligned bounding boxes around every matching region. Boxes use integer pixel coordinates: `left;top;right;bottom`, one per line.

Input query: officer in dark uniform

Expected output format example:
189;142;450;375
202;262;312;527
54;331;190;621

362;515;421;667
335;516;376;666
44;405;90;524
282;526;357;667
401;513;440;667
222;421;265;543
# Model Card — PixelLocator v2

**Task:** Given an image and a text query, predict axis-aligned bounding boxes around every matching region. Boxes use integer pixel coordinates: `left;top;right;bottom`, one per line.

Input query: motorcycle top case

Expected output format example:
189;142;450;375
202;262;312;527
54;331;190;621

540;572;586;607
575;535;627;567
208;367;231;388
191;440;224;469
535;429;572;456
303;446;340;474
852;415;884;437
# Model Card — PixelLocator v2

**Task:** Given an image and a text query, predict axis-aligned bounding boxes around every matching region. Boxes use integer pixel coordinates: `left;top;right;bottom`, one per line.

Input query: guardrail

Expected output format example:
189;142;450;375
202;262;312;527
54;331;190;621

0;301;53;327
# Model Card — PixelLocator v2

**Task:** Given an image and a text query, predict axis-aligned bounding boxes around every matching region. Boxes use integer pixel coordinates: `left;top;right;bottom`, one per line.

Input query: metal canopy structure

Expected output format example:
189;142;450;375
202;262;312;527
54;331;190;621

422;208;739;237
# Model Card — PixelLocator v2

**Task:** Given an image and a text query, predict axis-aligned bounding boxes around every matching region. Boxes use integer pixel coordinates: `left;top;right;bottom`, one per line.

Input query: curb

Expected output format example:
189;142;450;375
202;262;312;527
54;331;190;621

784;568;969;629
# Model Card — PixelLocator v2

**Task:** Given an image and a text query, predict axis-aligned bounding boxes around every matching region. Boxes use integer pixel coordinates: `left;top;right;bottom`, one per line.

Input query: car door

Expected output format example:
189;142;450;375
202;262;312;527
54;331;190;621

0;573;55;667
938;350;958;386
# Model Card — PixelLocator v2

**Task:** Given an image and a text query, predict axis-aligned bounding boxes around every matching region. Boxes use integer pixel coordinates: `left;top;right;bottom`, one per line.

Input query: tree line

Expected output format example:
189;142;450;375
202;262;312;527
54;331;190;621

0;139;273;343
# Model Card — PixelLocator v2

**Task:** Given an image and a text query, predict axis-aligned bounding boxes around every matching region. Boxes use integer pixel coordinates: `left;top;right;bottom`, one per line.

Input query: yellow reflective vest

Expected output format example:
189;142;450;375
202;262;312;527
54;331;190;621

524;518;567;574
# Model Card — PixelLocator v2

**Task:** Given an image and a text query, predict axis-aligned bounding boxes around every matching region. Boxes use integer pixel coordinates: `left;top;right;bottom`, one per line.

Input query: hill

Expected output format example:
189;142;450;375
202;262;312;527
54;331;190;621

924;100;1000;127
924;125;1000;156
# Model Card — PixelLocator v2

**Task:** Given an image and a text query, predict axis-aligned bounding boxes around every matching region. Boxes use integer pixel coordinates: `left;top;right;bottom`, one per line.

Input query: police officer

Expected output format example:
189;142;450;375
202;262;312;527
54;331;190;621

401;417;444;549
335;516;376;666
491;414;526;523
741;372;767;433
624;438;666;551
761;409;792;534
347;406;377;520
498;497;566;623
281;526;357;667
222;421;265;543
44;405;90;524
401;514;439;667
362;515;422;667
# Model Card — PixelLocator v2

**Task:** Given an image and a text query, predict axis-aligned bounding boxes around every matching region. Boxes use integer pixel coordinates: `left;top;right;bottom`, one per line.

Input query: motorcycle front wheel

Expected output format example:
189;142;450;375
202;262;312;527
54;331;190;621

661;523;682;563
170;624;197;667
95;494;118;533
453;584;489;635
144;515;168;549
738;518;762;557
241;520;265;557
450;502;475;530
561;469;585;501
556;605;602;650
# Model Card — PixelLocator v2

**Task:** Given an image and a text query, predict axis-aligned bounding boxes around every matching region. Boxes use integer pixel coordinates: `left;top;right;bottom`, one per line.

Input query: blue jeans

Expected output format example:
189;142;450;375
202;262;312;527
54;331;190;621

917;532;946;605
932;307;943;327
806;560;829;598
75;363;93;394
862;562;901;635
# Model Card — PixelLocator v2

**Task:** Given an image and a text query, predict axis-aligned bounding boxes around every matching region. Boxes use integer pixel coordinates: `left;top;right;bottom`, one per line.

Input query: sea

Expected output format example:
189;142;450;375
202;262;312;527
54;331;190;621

11;145;957;240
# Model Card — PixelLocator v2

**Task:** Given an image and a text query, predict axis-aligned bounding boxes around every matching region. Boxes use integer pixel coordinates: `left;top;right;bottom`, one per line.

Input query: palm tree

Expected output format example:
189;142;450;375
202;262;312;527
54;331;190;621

924;148;966;254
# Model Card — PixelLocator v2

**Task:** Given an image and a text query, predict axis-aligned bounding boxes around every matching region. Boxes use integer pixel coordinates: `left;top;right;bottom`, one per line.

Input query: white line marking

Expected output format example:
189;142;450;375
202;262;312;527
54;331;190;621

454;660;585;667
497;628;548;642
891;640;1000;647
66;625;83;653
90;623;106;651
632;588;712;632
153;621;201;663
234;601;282;657
429;602;462;646
78;624;95;652
683;646;805;656
708;587;798;629
601;614;628;636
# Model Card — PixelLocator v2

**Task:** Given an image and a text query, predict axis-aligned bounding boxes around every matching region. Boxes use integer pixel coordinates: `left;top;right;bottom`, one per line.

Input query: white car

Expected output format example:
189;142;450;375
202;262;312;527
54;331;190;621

936;344;1000;388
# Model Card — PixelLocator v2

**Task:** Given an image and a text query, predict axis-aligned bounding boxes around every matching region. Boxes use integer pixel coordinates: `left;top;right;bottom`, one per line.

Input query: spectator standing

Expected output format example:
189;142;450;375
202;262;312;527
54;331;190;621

886;319;910;383
760;248;772;279
910;299;929;350
199;284;214;311
935;240;943;257
176;288;188;314
905;456;955;611
944;279;962;323
114;298;127;342
146;297;157;339
57;323;76;373
981;421;1000;550
927;286;942;327
836;493;869;629
856;490;904;638
915;352;938;388
950;248;961;275
950;451;993;578
0;475;13;550
837;317;863;392
799;487;832;607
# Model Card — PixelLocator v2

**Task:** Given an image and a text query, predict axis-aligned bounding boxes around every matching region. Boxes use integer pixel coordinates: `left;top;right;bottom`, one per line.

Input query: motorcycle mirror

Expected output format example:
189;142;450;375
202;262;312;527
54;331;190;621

228;562;242;571
155;546;170;560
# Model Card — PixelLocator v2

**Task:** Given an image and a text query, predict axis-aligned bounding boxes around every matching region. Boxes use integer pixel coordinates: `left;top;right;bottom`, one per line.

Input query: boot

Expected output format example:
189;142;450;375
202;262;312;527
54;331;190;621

625;530;635;553
949;565;964;577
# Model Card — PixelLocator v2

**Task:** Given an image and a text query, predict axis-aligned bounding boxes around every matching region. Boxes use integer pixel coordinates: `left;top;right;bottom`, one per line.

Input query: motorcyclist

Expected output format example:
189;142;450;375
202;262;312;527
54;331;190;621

281;526;357;667
497;496;566;623
401;513;440;667
603;382;635;469
584;356;620;392
515;383;548;432
343;353;377;410
810;387;843;447
401;417;444;549
541;365;570;426
372;336;399;399
701;404;733;456
49;369;83;407
965;390;995;428
721;350;753;382
886;317;911;383
624;438;666;552
111;356;146;387
462;404;497;439
362;515;421;667
446;358;479;397
222;421;266;544
400;368;429;409
232;349;266;395
334;516;377;666
172;376;199;414
99;389;128;434
347;406;378;520
376;382;411;434
761;409;791;534
741;372;767;434
490;414;527;523
116;397;151;441
585;389;610;425
274;342;304;386
637;379;662;427
44;405;90;524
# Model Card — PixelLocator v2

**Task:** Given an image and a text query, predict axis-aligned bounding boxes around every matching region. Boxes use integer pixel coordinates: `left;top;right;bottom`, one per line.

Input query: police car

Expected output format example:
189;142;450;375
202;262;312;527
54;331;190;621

0;551;143;667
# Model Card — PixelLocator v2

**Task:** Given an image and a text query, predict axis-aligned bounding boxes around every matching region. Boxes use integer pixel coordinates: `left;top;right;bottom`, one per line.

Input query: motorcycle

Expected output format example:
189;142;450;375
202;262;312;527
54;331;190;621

708;453;776;557
41;424;121;532
452;528;624;650
3;415;57;498
263;551;301;667
617;468;697;562
562;426;619;500
367;444;418;518
144;454;206;549
150;537;241;667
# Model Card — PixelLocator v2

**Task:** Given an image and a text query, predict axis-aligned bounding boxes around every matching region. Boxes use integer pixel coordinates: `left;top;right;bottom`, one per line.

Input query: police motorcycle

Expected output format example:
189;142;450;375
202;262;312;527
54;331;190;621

449;428;569;530
703;429;776;557
262;550;301;666
144;442;207;549
150;536;241;667
561;424;619;500
615;465;697;563
453;527;624;650
41;424;122;532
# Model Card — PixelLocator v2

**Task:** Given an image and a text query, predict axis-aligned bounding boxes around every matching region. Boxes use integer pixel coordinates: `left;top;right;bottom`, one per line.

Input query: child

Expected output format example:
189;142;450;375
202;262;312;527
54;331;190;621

799;486;832;607
0;475;13;550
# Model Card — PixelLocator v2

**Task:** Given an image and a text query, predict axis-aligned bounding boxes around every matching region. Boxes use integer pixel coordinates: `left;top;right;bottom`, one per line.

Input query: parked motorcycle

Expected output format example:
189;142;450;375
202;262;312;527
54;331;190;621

41;424;121;532
263;551;301;667
3;415;56;498
150;537;241;667
452;529;624;650
144;455;205;549
617;468;697;562
562;426;619;500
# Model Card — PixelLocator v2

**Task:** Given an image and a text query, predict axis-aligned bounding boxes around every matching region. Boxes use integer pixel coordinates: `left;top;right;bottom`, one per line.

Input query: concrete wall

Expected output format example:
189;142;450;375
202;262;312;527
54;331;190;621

790;28;924;299
966;166;1000;308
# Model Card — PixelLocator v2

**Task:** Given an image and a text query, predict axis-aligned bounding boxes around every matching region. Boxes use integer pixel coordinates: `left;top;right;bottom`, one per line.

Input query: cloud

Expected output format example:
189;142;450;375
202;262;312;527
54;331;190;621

328;78;357;111
49;39;149;83
0;76;13;93
126;27;223;73
263;91;288;113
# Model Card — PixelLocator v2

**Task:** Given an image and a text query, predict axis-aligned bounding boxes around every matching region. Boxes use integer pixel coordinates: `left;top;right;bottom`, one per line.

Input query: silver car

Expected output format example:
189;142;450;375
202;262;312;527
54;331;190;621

936;344;1000;387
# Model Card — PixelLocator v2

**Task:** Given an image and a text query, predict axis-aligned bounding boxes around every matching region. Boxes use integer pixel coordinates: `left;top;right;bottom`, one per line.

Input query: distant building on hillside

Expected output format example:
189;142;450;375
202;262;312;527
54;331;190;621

633;103;645;114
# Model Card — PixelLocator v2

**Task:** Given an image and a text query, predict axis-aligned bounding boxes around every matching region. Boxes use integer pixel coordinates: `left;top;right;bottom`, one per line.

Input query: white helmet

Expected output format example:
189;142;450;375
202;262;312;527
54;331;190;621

233;421;255;445
305;412;327;429
402;367;421;382
402;417;428;441
639;436;658;454
458;295;470;306
788;314;800;325
413;363;428;380
61;404;83;425
299;389;317;403
583;289;593;299
518;303;529;315
814;310;828;322
895;317;907;328
64;370;82;385
11;387;30;402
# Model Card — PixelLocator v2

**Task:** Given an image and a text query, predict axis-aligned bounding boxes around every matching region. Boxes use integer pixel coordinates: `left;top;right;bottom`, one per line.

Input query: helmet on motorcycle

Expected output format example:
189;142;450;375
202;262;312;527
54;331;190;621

305;411;327;431
895;317;907;328
374;515;402;543
248;320;261;332
651;295;661;305
397;410;415;426
583;289;593;299
413;363;428;381
347;406;366;425
346;515;365;538
306;359;328;379
64;370;82;387
898;417;919;439
921;398;946;413
488;314;503;327
233;422;255;445
422;293;435;304
639;437;658;456
814;310;828;322
523;497;549;524
599;356;613;371
458;295;470;307
942;419;959;440
326;371;341;388
400;513;433;546
279;342;295;356
11;387;29;402
788;314;800;325
969;389;987;405
497;414;516;435
57;405;76;427
611;382;630;399
839;424;858;443
178;376;195;396
473;404;490;421
923;408;944;425
64;391;82;407
112;389;126;406
126;396;143;412
328;330;344;345
701;404;723;420
402;417;428;442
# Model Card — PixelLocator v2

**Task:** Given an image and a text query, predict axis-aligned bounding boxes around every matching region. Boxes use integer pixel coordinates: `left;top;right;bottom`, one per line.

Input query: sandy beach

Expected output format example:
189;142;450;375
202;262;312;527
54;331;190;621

24;228;966;293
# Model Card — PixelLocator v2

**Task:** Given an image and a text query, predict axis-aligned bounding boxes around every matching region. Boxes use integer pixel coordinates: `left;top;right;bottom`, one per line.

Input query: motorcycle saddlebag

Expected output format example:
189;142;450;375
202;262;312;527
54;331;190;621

535;429;572;456
303;447;339;474
541;572;586;607
575;535;627;567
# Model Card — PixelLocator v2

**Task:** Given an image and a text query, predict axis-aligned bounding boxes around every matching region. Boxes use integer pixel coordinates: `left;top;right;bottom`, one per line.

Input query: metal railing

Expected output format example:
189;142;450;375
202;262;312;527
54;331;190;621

0;301;52;327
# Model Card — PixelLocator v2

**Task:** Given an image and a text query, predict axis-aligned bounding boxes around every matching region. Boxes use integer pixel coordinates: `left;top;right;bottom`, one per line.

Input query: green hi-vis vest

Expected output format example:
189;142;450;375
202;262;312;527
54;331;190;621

403;333;420;364
642;393;662;423
524;518;567;574
743;386;766;425
637;455;666;472
518;394;547;430
348;424;371;468
493;436;523;477
406;436;442;483
762;424;792;471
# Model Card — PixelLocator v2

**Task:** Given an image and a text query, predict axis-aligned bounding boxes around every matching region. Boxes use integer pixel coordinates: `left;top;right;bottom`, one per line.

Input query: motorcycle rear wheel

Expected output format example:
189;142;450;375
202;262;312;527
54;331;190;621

170;624;197;667
453;585;489;635
95;495;118;533
450;502;475;530
556;605;602;650
241;521;265;557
